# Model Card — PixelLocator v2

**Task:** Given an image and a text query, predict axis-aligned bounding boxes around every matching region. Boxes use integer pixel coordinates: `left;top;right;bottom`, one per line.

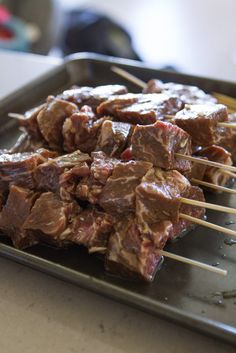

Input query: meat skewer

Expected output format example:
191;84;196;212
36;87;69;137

2;81;235;281
111;66;236;112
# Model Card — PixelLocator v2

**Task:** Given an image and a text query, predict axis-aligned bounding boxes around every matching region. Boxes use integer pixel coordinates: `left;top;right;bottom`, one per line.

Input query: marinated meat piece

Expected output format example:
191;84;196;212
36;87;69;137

105;216;162;282
59;84;128;110
174;104;230;146
144;79;217;105
96;120;133;157
121;146;133;161
196;145;233;188
136;168;191;223
18;104;46;139
220;113;236;162
34;150;91;193
97;93;183;124
99;160;152;214
169;186;205;240
37;97;77;150
76;152;118;204
131;121;192;173
0;149;55;189
10;132;49;153
23;192;80;245
70;207;114;253
63;105;106;153
0;185;39;248
184;157;207;181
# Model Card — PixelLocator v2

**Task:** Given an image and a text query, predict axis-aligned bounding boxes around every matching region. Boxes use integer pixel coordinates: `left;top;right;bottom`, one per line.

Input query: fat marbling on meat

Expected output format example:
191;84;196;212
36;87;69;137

97;93;183;124
131;120;192;173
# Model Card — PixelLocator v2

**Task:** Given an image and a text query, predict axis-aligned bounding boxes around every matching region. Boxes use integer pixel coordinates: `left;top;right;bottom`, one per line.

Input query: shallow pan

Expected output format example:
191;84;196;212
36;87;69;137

0;53;235;345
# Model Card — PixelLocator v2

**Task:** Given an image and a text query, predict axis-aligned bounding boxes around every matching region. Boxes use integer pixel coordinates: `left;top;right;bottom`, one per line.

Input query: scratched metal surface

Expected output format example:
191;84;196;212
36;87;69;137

0;53;235;345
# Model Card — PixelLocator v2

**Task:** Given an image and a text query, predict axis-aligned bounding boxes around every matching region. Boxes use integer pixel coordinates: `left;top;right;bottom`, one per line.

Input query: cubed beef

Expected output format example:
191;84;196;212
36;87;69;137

131;121;192;173
144;79;217;105
220;113;236;162
97;93;183;124
0;149;55;189
169;186;205;240
18;104;46;139
174;104;230;146
59;84;128;110
136;168;191;223
184;157;207;181
196;145;233;188
105;215;162;282
34;150;91;193
62;105;106;153
99;160;152;214
96;120;133;157
0;185;39;248
70;207;114;253
10;133;50;154
23;192;80;246
76;152;118;204
37;97;77;150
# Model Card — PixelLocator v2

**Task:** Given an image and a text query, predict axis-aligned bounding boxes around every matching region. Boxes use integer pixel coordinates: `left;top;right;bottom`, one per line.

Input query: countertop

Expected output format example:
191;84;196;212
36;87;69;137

0;50;235;353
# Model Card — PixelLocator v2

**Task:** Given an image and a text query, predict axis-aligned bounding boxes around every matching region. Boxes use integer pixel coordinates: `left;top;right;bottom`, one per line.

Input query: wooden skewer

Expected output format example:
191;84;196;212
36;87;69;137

175;153;236;173
218;122;236;128
221;170;236;178
8;113;25;120
158;250;227;276
179;213;236;238
213;92;236;111
180;197;236;215
191;178;236;195
111;66;146;89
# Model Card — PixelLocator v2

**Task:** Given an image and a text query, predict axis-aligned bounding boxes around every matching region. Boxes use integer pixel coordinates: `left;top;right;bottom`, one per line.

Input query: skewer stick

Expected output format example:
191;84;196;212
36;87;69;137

191;178;236;195
218;122;236;128
221;170;236;178
179;213;236;238
180;197;236;215
8;113;25;120
175;153;236;173
158;250;227;276
213;92;236;111
111;66;146;89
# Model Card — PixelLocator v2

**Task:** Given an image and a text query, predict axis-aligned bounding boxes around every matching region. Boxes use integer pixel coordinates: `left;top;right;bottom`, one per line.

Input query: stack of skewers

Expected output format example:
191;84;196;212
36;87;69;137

0;69;236;281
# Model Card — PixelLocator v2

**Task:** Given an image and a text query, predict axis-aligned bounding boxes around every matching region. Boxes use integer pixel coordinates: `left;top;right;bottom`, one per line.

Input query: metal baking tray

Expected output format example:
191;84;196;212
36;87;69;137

0;53;235;345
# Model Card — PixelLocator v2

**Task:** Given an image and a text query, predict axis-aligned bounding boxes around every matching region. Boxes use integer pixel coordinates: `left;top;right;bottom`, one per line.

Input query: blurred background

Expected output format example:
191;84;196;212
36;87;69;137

0;0;235;82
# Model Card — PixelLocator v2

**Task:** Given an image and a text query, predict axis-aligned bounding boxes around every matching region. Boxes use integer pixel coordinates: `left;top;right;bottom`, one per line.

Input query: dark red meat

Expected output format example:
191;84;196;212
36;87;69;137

96;120;133;157
97;93;183;124
105;215;162;282
76;152;118;204
23;192;80;246
144;79;217;105
136;168;191;223
131;121;192;173
59;84;128;110
34;150;91;194
196;145;233;188
99;160;152;214
63;105;106;153
0;149;56;189
0;185;39;248
174;104;230;146
70;207;114;253
37;97;77;150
